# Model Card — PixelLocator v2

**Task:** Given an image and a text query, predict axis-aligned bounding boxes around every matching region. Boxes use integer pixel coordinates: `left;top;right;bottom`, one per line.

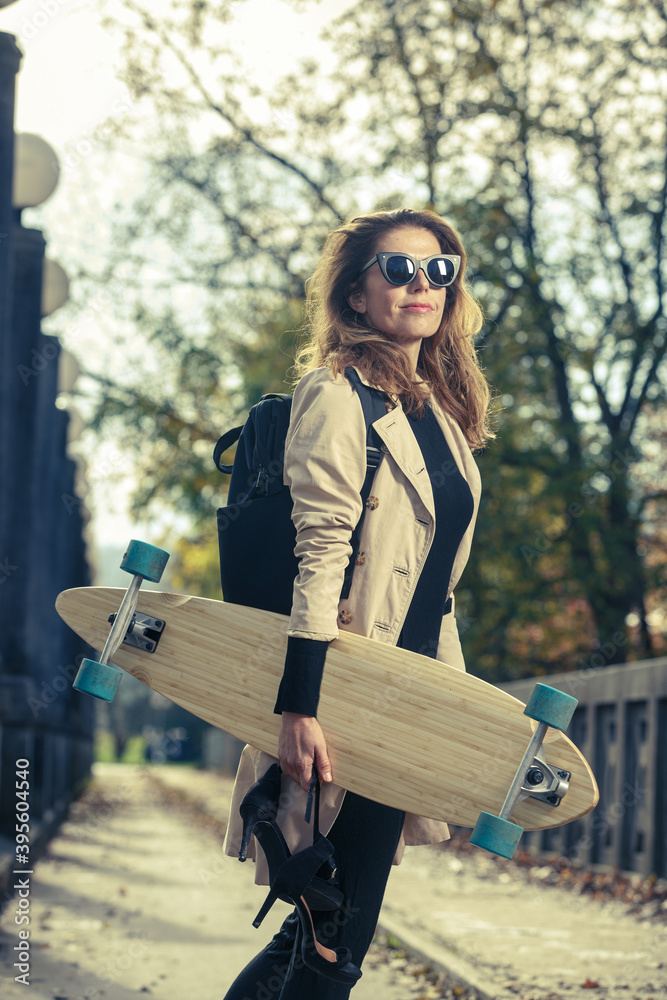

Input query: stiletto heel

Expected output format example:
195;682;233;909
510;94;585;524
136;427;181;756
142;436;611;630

268;836;362;984
237;763;343;914
252;884;279;928
238;762;281;862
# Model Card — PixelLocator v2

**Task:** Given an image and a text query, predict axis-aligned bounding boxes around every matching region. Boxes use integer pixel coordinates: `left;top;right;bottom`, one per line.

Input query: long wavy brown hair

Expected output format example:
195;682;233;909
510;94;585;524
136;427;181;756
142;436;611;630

294;208;493;449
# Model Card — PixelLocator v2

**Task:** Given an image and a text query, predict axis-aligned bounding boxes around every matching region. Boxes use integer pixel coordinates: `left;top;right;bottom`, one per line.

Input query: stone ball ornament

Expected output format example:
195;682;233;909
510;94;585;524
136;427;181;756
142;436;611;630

12;132;60;209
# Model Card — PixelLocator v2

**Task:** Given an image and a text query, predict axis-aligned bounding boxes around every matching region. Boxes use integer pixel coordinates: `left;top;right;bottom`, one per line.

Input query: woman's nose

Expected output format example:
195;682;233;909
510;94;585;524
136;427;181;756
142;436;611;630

410;267;430;289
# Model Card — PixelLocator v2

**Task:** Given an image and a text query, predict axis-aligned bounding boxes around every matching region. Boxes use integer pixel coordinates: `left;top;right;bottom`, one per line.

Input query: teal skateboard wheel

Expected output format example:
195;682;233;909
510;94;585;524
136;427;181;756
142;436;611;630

120;540;170;583
470;811;523;859
524;683;577;732
72;658;123;702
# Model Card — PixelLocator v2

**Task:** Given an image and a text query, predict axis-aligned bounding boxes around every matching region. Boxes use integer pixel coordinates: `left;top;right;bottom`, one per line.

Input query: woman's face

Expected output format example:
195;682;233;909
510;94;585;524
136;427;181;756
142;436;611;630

347;226;447;354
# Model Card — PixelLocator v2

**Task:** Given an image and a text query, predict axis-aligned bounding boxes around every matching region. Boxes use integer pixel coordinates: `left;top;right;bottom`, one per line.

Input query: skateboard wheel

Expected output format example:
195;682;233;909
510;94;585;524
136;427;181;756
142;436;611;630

470;812;523;859
524;683;577;732
120;540;170;583
72;658;123;702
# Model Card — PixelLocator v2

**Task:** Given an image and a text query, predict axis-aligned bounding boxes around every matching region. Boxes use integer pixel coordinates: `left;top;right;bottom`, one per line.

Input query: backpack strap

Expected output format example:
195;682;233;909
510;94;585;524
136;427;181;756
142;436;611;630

213;425;244;474
213;392;291;484
213;372;386;602
341;368;387;601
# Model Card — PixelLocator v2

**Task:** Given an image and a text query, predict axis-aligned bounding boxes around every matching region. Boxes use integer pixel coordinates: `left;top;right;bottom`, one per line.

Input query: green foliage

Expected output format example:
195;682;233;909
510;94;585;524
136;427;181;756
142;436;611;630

94;731;147;764
94;729;118;763
72;0;667;678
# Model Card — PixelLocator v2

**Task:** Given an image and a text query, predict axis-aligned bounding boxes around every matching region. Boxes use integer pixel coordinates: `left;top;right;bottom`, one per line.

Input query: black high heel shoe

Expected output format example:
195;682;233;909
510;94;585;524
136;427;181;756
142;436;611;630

237;763;343;913
237;762;282;862
254;833;362;985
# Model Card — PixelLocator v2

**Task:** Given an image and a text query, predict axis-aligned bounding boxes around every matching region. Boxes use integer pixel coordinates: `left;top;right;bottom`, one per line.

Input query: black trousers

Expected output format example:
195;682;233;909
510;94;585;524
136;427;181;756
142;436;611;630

222;791;405;1000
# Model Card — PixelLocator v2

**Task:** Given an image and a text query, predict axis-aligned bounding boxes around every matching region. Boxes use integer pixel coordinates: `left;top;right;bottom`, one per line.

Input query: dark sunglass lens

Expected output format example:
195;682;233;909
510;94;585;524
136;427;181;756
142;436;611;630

427;257;455;286
385;255;414;284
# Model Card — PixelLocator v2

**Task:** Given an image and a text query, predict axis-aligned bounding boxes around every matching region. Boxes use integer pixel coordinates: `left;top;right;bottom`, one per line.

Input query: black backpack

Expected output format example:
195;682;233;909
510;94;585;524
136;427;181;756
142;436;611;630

213;368;386;616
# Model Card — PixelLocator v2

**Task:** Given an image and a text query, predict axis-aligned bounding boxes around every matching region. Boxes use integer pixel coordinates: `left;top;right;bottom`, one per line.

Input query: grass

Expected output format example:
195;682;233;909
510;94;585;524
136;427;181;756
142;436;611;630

94;731;147;764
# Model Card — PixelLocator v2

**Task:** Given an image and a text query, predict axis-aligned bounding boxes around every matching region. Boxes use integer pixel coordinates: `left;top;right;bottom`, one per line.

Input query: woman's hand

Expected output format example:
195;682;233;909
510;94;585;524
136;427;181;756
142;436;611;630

278;713;333;791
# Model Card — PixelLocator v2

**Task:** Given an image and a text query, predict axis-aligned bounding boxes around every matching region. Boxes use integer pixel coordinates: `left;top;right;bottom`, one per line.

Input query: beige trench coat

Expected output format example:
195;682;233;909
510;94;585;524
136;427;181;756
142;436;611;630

223;366;482;884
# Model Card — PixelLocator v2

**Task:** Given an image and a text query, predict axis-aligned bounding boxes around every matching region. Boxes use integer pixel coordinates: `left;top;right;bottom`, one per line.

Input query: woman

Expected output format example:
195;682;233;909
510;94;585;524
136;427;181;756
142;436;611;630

223;207;493;998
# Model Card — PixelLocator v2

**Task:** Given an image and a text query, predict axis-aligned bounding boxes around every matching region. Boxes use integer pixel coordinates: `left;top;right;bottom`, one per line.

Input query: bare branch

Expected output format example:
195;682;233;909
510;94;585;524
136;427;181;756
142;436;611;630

622;326;667;437
589;122;635;307
120;0;342;219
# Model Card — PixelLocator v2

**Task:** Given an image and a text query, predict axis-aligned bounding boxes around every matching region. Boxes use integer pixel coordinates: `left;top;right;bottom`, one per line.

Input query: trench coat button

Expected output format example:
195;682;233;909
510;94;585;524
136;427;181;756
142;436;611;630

366;496;379;510
356;552;365;566
339;609;352;624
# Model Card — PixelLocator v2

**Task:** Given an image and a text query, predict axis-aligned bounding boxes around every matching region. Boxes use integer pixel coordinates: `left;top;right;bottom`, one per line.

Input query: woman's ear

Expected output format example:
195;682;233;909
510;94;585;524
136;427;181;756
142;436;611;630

347;288;366;313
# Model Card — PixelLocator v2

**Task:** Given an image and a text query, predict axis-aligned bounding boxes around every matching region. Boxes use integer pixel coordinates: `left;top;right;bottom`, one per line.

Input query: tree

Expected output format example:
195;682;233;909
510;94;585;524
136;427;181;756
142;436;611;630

65;0;666;679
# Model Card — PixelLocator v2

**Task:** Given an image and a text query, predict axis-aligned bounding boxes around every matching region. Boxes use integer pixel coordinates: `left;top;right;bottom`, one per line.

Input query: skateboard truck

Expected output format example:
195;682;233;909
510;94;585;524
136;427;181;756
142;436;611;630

469;683;578;860
71;540;170;702
522;754;571;806
107;611;165;653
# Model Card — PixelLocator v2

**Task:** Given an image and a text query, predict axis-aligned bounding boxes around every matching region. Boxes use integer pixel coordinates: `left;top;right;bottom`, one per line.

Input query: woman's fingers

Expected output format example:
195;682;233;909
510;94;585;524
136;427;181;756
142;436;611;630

277;713;311;788
314;743;332;783
279;713;332;790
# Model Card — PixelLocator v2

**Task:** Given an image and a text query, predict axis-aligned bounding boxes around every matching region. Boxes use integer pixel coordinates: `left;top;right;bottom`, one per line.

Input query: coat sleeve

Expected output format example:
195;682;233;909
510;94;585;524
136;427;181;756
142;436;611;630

435;594;467;673
284;368;367;641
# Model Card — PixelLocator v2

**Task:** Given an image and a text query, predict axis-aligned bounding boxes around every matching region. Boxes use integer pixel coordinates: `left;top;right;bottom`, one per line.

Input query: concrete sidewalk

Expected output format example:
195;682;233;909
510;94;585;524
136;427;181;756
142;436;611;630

1;763;665;999
0;764;466;999
148;765;667;1000
381;843;667;1000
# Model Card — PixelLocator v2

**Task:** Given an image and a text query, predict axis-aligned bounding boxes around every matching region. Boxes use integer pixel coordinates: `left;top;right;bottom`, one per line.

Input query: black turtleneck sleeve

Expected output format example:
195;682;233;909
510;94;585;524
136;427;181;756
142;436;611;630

273;636;330;716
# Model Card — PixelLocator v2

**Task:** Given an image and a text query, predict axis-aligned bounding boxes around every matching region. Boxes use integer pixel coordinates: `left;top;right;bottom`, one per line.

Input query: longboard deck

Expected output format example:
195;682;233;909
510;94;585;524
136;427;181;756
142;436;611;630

56;587;598;830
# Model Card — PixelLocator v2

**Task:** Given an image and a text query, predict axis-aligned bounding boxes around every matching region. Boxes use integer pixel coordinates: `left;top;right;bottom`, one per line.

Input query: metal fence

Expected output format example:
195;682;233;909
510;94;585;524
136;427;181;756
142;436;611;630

500;657;667;878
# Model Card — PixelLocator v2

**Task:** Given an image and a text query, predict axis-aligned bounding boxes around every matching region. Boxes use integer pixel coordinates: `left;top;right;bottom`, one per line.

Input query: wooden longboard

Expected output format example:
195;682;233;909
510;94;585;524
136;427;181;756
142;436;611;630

56;587;598;830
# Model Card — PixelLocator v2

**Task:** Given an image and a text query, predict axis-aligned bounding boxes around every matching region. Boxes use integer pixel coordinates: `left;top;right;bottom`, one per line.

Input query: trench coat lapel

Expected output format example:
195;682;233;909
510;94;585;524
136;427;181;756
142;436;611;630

373;409;436;521
351;366;482;527
351;366;435;519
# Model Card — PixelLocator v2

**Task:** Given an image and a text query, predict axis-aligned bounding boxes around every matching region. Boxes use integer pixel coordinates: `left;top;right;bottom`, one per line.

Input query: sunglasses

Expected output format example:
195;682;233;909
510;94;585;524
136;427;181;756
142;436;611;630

360;251;461;287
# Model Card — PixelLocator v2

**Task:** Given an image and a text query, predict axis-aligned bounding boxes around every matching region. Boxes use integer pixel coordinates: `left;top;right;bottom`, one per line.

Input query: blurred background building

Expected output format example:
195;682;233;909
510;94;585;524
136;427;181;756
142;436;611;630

0;24;93;904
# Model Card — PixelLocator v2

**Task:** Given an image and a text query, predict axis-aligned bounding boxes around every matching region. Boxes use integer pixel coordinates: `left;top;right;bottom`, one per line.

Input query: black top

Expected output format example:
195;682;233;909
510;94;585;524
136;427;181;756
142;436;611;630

397;403;473;656
274;403;473;716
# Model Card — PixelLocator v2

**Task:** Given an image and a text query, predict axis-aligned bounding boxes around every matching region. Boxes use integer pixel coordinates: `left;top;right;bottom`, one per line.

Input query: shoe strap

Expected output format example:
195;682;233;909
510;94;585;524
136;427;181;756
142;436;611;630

304;763;322;841
304;763;339;882
273;832;335;898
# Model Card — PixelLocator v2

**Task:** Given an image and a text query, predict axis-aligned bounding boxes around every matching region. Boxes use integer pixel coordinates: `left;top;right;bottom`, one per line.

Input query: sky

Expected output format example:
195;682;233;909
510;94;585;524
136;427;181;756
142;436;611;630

0;0;355;579
1;0;353;145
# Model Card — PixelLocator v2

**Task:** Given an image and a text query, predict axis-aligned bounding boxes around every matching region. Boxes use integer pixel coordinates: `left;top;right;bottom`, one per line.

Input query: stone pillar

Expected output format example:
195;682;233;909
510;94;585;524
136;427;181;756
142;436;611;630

0;32;23;671
0;31;21;353
0;31;93;847
2;224;46;674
